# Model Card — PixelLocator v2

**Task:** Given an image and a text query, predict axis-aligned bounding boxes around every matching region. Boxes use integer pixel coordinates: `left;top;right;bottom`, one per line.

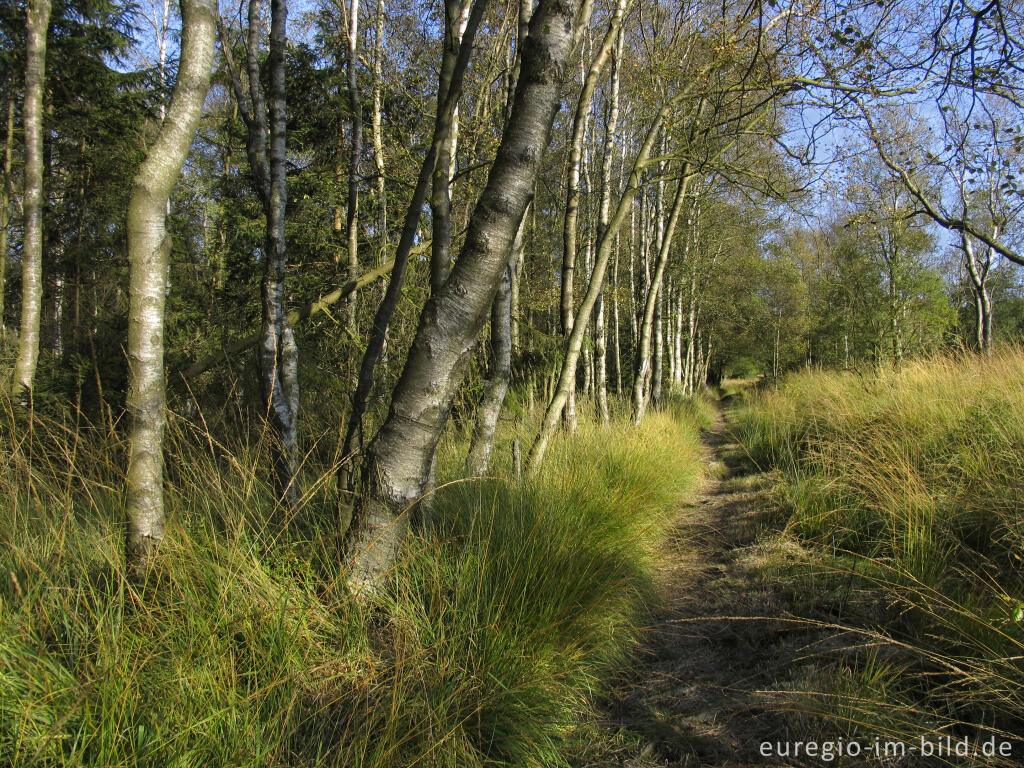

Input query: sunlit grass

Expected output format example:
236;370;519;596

733;348;1024;761
0;389;705;767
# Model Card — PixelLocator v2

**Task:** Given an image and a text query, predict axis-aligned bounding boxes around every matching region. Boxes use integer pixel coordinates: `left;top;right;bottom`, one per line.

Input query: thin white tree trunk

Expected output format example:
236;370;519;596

126;0;216;574
632;170;690;425
0;98;12;333
12;0;51;400
346;0;361;331
371;0;386;262
593;27;621;423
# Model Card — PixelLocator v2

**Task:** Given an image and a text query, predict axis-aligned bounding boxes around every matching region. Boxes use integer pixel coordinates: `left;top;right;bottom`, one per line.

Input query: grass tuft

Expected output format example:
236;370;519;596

0;392;703;767
733;348;1024;760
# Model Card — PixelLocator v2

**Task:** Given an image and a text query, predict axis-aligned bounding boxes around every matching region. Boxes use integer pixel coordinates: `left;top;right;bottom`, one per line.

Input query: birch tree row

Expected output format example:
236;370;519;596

0;0;1021;580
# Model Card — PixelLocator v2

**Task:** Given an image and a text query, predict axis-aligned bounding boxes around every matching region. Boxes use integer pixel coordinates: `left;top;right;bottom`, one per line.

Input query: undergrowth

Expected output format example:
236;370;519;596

733;349;1024;764
0;391;704;767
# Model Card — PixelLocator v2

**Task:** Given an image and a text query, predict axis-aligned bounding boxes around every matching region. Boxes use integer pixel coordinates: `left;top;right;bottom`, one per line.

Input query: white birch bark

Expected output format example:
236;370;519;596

346;0;591;590
11;0;51;400
125;0;216;574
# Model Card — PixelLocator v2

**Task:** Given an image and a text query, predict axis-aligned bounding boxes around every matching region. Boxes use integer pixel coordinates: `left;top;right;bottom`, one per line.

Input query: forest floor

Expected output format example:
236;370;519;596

592;406;834;768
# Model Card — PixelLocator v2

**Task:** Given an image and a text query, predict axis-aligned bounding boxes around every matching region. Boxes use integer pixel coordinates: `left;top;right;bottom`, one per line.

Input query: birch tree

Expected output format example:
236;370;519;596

344;0;361;331
0;98;13;335
11;0;51;401
593;27;622;423
125;0;216;574
221;0;301;506
345;0;592;590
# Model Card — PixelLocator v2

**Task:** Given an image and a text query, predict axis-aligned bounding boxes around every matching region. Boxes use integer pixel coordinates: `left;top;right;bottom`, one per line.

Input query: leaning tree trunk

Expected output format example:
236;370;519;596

125;0;216;575
346;0;590;591
632;170;690;425
11;0;51;400
529;105;671;470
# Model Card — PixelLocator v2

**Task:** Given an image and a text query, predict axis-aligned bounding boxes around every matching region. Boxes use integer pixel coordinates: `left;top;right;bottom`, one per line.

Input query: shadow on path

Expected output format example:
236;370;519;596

593;408;834;767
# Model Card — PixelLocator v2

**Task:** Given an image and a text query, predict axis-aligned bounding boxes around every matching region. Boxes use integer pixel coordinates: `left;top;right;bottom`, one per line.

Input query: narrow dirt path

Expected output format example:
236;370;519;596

594;408;828;767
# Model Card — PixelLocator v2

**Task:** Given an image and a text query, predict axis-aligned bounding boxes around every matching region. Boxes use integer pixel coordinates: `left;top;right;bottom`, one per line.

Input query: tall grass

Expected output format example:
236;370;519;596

733;349;1024;761
0;391;704;767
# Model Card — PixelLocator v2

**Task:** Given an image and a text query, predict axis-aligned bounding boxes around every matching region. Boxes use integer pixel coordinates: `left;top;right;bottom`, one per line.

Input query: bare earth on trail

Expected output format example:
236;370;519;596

592;409;833;768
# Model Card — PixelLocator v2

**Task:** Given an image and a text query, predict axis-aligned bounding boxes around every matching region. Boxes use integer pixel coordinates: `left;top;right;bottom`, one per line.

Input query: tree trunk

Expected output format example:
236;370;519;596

611;236;621;393
11;0;51;400
530;105;670;469
510;211;524;350
628;191;637;350
344;0;587;590
259;0;300;505
125;0;216;574
371;0;387;266
430;0;471;295
465;224;521;475
560;0;627;430
345;0;362;331
337;0;487;493
651;277;663;404
982;282;993;350
773;322;780;382
671;282;679;385
666;279;674;384
0;97;13;334
683;274;696;394
221;0;301;504
971;282;984;350
593;27;621;423
962;233;994;354
632;170;690;425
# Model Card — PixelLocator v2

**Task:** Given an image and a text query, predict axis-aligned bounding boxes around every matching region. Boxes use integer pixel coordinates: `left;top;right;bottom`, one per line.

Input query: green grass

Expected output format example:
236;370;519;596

0;392;704;767
662;389;718;431
732;349;1024;761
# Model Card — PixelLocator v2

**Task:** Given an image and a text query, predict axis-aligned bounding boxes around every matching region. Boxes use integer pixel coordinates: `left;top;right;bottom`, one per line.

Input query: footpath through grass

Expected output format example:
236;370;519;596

732;349;1024;763
0;394;705;767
